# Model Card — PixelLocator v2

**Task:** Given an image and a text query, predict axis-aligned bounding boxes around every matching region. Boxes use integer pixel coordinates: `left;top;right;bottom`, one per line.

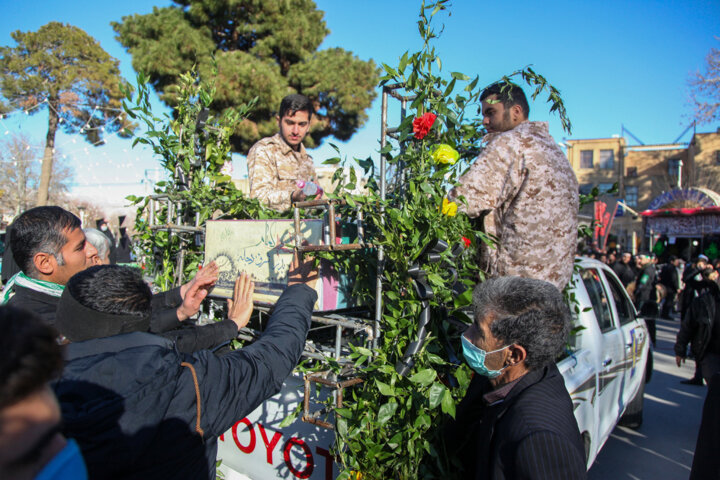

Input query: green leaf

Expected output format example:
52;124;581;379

409;368;436;386
323;157;341;165
451;71;470;81
441;389;456;417
278;410;297;428
375;380;396;397
428;383;445;408
453;287;473;308
377;402;398;425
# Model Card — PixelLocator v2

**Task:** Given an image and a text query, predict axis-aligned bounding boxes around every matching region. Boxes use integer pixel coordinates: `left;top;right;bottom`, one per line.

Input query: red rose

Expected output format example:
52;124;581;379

462;236;471;248
412;112;437;140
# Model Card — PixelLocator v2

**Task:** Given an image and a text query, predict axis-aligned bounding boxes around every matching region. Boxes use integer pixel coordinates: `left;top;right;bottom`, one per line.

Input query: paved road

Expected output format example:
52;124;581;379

588;317;707;480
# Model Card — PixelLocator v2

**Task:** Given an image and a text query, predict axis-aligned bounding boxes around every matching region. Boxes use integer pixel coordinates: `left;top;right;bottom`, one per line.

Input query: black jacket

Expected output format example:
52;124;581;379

690;371;720;480
445;363;586;480
6;284;60;327
149;287;238;353
634;264;657;314
612;261;635;287
675;281;720;361
53;284;316;480
659;263;680;292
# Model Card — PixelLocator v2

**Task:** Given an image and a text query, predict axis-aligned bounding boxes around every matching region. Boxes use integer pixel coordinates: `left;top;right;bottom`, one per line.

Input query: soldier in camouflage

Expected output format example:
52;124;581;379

247;94;318;211
449;82;579;291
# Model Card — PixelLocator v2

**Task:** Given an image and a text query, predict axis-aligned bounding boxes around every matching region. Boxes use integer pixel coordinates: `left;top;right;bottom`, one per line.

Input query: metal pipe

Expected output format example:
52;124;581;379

328;202;337;243
374;88;388;350
334;324;343;360
293;206;301;249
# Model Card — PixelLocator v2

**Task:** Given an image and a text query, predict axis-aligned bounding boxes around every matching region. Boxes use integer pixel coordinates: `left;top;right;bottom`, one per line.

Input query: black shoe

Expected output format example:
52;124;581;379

681;377;704;386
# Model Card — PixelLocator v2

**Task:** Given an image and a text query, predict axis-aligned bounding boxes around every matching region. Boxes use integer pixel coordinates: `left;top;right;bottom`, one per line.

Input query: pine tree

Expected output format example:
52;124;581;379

113;0;378;153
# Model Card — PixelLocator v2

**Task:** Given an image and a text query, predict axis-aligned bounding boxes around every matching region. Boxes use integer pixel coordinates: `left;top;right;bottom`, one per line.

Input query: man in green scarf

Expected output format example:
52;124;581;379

1;207;98;327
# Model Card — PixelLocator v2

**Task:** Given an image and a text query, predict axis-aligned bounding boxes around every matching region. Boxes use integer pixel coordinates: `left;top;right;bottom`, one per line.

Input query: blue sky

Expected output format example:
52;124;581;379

1;0;719;207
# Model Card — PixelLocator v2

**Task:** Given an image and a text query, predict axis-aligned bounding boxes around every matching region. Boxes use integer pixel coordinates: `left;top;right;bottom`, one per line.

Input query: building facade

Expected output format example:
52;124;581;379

566;128;720;256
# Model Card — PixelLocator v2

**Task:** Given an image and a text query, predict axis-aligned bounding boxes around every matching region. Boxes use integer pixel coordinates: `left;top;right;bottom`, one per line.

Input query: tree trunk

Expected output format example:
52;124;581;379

36;98;59;206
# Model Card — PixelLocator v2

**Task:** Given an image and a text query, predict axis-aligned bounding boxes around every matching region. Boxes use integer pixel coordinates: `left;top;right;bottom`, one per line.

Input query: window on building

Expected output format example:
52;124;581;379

579;183;594;195
625;186;638;207
598;183;615;195
599;149;615;169
626;166;638;178
580;150;594;168
715;150;720;164
668;158;682;178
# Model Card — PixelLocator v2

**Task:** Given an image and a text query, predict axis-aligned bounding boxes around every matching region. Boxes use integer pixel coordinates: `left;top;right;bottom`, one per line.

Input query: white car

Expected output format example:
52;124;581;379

217;257;652;478
559;257;652;467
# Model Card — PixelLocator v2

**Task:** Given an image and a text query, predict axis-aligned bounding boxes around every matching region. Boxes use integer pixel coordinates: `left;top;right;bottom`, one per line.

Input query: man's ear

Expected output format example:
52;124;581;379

511;104;524;123
507;344;527;366
33;252;55;277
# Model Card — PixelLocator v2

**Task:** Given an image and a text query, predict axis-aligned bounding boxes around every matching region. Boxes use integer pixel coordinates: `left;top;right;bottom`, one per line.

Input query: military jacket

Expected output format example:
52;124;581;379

450;121;579;290
247;133;317;211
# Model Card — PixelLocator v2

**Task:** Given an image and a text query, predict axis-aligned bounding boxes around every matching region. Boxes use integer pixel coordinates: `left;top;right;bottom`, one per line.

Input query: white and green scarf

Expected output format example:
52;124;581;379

1;272;65;305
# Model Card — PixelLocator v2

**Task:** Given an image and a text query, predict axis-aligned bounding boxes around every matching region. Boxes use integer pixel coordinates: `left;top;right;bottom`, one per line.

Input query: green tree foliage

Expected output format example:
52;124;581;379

113;0;379;153
124;71;287;290
301;2;572;478
0;22;133;206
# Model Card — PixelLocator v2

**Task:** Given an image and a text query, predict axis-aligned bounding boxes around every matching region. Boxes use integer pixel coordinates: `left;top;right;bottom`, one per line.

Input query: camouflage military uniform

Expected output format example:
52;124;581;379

449;121;579;290
247;133;317;211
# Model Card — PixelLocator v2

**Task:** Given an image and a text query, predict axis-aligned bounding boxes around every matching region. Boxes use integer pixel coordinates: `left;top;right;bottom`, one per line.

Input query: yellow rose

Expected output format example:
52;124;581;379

442;197;457;216
431;144;459;165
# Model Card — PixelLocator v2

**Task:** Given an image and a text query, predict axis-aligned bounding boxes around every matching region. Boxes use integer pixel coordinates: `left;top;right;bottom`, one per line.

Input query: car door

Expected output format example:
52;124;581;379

602;267;648;407
580;268;625;441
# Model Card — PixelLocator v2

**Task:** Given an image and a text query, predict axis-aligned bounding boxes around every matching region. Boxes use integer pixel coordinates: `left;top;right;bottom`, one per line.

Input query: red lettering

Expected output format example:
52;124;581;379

315;446;334;480
283;437;314;479
219;433;224;442
232;418;256;454
258;424;283;464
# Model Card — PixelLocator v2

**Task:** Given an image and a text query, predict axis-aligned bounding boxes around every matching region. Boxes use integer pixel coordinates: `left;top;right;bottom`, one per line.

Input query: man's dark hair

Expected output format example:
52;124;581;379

66;265;152;317
480;81;530;119
278;94;313;120
472;276;571;370
10;206;81;278
0;306;64;409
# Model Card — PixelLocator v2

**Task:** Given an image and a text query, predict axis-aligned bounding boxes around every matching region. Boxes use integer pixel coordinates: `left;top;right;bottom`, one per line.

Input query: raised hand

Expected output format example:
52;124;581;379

227;272;255;330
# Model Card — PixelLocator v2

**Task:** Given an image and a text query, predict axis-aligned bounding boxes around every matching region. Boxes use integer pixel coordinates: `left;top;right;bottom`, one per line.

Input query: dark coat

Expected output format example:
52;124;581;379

149;286;184;333
53;284;316;480
612;261;635;287
445;363;586;480
675;281;720;361
6;284;60;327
149;287;238;353
634;264;658;315
690;371;720;480
659;263;680;293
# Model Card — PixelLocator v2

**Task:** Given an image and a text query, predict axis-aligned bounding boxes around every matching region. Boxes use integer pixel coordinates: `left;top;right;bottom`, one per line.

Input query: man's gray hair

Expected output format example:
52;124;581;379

472;276;571;370
83;228;111;262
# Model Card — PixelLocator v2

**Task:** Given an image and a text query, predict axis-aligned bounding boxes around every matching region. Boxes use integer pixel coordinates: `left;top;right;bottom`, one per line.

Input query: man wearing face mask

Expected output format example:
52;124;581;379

444;276;586;480
95;219;116;265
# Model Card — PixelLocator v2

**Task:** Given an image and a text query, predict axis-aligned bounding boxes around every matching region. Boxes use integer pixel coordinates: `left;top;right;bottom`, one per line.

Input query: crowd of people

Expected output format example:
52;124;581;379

0;82;715;479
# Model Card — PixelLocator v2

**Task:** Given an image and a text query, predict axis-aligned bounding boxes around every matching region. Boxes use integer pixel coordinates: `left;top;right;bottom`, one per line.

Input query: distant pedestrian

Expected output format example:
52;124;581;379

679;256;710;385
612;252;635;287
659;255;681;319
635;253;658;345
675;267;720;385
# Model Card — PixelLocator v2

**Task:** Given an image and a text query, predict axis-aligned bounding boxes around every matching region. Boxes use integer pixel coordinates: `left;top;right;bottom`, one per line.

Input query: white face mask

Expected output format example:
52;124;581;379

100;225;108;231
